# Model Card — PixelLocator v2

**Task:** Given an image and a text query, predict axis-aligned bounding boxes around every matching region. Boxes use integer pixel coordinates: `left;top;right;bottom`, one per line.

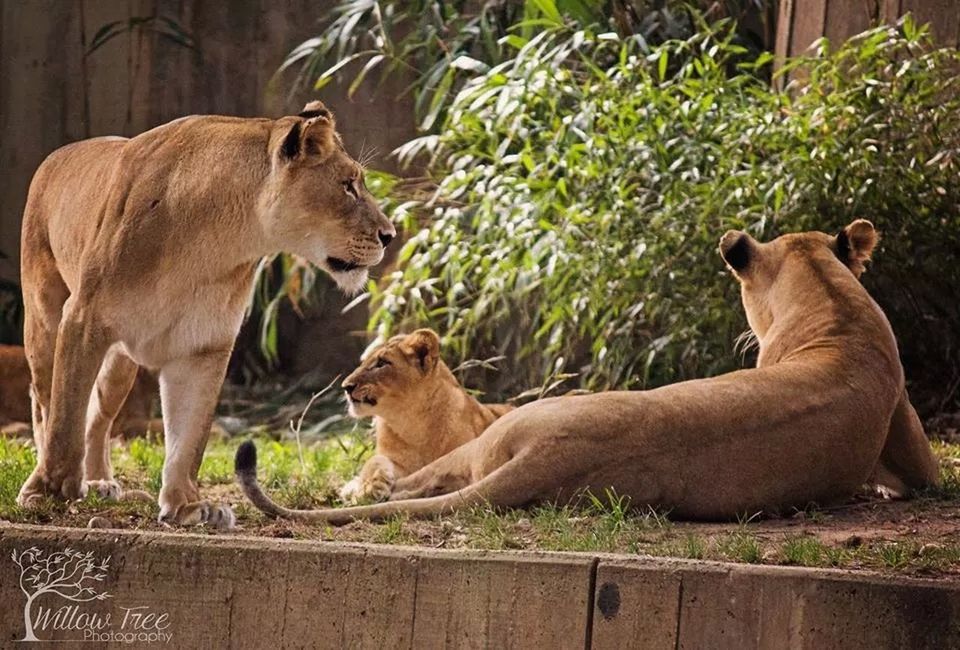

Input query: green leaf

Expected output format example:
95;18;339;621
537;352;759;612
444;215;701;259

527;0;563;25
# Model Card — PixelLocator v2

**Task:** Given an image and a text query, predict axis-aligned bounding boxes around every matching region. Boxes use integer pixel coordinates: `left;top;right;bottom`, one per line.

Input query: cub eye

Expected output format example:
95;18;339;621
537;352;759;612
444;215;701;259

375;357;390;368
342;179;359;200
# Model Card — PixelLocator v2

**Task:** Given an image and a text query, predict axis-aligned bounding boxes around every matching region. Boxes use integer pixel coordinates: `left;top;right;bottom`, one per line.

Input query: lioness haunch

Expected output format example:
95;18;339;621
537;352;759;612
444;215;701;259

236;220;938;523
17;101;395;528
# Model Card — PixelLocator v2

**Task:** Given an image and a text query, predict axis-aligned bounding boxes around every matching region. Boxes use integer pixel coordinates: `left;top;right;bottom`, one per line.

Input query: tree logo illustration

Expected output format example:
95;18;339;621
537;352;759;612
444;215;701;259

12;546;112;642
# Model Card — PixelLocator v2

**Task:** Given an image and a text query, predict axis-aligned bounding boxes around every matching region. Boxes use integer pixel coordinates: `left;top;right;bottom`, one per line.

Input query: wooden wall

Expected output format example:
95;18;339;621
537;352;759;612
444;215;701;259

0;0;417;285
776;0;960;71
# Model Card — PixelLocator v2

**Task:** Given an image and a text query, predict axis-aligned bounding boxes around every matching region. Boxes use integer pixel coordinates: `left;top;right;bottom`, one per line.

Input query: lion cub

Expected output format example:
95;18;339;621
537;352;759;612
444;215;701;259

339;329;512;503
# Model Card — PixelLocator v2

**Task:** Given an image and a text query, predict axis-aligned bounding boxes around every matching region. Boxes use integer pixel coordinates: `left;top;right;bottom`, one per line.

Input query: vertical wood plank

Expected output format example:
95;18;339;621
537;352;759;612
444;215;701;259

880;0;903;23
790;0;829;56
0;0;83;283
903;0;960;47
773;0;795;89
825;0;874;45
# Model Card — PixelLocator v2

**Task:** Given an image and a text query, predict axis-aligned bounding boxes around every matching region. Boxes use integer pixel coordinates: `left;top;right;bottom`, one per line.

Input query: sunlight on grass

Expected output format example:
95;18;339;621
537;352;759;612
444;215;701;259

0;435;958;575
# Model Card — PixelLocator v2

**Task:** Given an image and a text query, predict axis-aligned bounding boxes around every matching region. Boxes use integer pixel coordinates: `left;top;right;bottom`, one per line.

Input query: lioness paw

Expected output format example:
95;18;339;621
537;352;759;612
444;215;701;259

82;479;123;501
873;484;904;500
159;500;236;530
17;467;84;506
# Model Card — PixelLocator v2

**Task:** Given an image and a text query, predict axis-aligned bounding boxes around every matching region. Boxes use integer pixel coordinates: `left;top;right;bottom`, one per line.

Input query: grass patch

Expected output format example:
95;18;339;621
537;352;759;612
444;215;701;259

781;536;826;566
716;531;764;564
0;436;958;576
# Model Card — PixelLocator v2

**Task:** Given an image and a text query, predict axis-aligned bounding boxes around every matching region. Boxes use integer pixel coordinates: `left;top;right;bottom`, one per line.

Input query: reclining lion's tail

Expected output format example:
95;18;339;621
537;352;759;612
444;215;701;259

234;440;526;526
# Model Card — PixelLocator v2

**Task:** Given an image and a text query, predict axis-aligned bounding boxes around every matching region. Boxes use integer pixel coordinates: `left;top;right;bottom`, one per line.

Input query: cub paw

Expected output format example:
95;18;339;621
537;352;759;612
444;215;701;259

82;479;123;501
338;477;363;503
339;466;395;505
365;472;395;503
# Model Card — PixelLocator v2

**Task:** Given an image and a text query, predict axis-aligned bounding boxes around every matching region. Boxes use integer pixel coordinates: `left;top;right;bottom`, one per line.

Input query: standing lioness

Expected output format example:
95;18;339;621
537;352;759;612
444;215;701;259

236;220;938;523
18;101;395;528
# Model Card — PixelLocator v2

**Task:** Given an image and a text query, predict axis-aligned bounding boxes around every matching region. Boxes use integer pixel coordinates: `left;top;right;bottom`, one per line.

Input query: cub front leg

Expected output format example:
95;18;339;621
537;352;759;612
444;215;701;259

157;349;235;529
339;454;397;504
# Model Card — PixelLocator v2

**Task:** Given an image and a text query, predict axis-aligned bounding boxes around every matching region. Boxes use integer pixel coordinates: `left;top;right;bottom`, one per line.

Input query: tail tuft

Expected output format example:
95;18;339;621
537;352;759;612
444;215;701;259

235;440;258;475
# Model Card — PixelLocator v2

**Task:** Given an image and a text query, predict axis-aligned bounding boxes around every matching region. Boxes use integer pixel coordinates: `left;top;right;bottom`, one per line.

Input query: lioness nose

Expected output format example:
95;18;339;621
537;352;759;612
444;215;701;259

342;382;357;394
378;230;394;247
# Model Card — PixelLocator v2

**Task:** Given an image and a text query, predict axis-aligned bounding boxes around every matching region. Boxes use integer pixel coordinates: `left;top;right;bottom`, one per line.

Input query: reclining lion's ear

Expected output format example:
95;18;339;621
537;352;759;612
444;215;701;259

279;101;338;162
719;230;753;275
835;219;879;278
403;329;440;374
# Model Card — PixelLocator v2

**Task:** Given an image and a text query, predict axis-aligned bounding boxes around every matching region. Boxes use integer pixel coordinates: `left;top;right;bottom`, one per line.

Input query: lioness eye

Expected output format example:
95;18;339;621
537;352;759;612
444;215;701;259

375;357;390;368
343;179;359;199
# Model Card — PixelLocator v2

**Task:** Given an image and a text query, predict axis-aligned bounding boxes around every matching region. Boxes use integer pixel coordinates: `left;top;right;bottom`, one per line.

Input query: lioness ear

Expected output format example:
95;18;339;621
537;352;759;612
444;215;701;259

404;329;440;374
835;219;878;277
278;102;338;162
719;230;753;274
299;100;332;120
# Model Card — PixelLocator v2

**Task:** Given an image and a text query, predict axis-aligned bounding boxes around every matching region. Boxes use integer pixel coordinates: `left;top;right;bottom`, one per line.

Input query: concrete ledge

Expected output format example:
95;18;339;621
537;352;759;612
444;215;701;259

0;524;956;648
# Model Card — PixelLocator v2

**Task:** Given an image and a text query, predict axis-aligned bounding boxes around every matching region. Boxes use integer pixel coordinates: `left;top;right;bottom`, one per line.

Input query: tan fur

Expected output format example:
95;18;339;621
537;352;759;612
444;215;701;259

337;329;513;503
0;344;32;434
0;344;158;438
236;220;938;524
17;101;395;528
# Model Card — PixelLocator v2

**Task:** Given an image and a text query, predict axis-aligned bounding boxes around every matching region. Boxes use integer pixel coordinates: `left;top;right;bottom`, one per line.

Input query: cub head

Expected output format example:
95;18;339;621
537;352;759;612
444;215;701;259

341;329;442;418
261;101;396;295
719;219;879;339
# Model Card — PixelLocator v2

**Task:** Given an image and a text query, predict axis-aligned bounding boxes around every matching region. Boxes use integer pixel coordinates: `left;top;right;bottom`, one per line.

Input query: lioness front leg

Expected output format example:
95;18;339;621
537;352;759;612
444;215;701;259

18;302;109;506
339;454;396;504
157;349;235;529
82;347;139;500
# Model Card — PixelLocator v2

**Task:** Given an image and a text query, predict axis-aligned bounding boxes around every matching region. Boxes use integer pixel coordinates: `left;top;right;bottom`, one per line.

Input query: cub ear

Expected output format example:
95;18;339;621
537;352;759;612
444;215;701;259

835;219;878;277
278;103;338;162
403;329;440;374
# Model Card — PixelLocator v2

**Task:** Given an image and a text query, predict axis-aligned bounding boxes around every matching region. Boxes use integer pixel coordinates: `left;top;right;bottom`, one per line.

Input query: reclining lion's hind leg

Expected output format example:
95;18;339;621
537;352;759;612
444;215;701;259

236;442;540;525
82;347;139;500
869;389;939;497
389;445;477;501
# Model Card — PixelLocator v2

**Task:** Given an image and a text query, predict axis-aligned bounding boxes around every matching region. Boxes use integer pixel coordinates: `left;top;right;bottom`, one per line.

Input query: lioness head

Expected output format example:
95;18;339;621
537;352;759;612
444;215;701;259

261;101;396;294
719;219;879;339
341;329;442;418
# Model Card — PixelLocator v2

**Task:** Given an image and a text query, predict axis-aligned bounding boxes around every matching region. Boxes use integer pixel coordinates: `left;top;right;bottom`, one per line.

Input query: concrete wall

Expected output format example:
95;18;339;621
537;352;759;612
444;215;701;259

0;524;957;649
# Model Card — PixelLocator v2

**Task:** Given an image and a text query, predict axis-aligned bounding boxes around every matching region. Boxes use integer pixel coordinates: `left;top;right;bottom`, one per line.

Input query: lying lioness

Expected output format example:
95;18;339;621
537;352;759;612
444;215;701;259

334;328;512;503
236;220;939;523
17;101;395;528
0;344;160;438
0;344;32;433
